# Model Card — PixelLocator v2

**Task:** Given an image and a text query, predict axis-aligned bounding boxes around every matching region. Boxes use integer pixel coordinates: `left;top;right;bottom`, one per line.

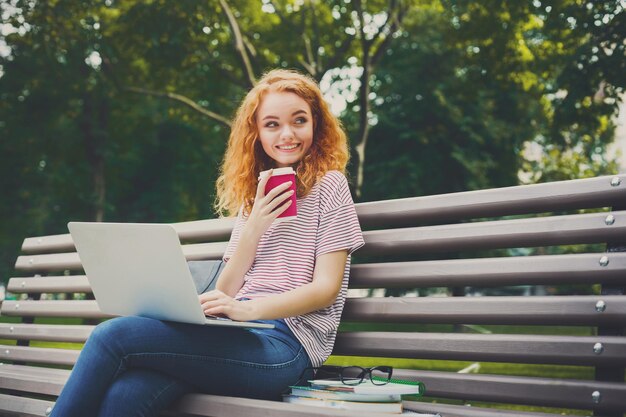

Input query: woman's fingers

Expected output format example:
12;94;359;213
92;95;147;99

198;289;224;303
264;188;294;214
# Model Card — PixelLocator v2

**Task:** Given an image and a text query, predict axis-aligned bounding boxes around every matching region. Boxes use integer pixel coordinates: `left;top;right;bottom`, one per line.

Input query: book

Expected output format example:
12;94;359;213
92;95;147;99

309;379;424;396
283;394;404;413
289;385;402;402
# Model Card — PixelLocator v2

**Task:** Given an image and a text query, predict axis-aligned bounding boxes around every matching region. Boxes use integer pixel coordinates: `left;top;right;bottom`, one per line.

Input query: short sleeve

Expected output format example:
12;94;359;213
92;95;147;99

315;172;365;258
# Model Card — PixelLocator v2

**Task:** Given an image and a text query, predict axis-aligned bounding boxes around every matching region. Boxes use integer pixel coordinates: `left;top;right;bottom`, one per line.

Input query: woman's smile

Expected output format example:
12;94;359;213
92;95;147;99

276;143;301;151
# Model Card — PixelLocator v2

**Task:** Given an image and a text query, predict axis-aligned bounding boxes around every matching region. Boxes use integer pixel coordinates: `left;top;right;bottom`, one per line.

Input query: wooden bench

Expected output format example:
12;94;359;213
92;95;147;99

1;174;625;417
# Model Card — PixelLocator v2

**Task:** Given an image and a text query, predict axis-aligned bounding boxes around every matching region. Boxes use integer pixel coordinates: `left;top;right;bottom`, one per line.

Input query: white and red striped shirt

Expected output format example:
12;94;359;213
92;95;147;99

223;170;364;367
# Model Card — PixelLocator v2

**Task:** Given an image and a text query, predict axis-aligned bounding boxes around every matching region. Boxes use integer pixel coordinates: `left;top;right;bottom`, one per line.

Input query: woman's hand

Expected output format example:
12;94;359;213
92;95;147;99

199;289;258;322
244;169;294;240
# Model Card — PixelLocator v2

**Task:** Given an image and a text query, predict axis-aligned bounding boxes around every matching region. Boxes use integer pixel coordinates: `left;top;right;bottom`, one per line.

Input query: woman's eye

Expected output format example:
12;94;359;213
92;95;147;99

265;121;278;128
295;117;308;124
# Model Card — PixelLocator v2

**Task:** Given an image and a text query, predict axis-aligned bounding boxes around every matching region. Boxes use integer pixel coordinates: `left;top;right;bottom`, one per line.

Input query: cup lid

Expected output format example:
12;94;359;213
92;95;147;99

259;167;295;179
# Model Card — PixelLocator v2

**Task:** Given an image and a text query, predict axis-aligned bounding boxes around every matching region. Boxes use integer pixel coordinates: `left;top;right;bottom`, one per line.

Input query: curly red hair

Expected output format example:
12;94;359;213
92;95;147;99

215;69;350;217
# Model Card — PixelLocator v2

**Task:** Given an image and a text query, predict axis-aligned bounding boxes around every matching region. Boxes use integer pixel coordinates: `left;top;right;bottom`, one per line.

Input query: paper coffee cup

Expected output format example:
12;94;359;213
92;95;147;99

258;167;297;222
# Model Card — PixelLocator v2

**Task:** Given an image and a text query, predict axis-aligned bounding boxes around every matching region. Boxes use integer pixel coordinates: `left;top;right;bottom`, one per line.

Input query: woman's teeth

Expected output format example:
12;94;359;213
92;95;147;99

278;144;299;150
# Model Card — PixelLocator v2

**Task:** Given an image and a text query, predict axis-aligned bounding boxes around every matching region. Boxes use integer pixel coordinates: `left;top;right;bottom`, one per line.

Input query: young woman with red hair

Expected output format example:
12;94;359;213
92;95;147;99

50;69;364;416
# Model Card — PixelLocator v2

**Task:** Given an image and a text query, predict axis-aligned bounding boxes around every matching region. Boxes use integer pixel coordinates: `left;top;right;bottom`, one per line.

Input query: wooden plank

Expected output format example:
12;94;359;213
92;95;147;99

350;253;626;288
20;233;74;255
14;211;626;272
333;332;626;365
402;401;602;417
10;252;626;294
2;364;624;413
0;300;109;319
0;394;54;417
359;210;626;256
356;173;626;228
4;296;626;325
167;393;391;417
20;218;237;254
0;395;600;417
172;218;236;242
1;395;588;417
14;242;227;272
0;323;94;342
341;295;626;326
0;365;68;396
4;331;624;368
8;276;91;293
19;175;626;254
397;369;626;412
0;344;79;366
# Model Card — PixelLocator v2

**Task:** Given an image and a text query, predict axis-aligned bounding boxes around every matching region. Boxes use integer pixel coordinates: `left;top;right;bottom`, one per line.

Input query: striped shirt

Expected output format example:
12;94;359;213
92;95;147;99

223;170;365;367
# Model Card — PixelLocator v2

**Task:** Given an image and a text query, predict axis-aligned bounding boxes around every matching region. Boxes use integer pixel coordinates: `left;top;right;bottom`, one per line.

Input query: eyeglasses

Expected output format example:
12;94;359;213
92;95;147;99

299;365;393;386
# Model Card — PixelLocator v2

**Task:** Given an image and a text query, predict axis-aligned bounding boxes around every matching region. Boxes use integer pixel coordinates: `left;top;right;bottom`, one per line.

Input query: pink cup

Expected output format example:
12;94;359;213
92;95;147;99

259;167;297;222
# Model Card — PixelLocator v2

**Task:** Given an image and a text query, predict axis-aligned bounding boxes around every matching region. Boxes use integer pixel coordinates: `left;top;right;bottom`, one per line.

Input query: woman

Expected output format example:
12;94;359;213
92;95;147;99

50;69;364;416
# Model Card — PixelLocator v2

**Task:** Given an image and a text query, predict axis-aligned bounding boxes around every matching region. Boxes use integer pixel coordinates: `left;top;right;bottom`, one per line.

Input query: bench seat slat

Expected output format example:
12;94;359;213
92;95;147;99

0;344;79;366
402;401;604;417
341;295;626;326
0;323;94;342
0;395;595;417
334;332;626;366
2;364;623;413
0;394;54;417
396;369;626;411
0;365;67;396
360;211;626;256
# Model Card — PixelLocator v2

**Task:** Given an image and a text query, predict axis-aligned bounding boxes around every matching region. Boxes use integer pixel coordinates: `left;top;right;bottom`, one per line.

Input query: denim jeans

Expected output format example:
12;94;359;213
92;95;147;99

49;316;311;417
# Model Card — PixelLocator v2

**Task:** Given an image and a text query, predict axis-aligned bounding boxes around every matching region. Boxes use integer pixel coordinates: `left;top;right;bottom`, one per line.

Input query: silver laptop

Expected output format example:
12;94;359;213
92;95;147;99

67;222;273;329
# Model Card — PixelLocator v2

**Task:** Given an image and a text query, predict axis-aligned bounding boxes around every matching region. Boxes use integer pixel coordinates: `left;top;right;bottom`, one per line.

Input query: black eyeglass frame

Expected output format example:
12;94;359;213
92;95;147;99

299;365;393;386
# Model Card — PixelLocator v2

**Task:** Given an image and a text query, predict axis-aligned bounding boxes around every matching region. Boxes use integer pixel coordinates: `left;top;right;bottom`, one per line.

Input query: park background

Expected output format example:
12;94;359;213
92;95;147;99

0;0;625;412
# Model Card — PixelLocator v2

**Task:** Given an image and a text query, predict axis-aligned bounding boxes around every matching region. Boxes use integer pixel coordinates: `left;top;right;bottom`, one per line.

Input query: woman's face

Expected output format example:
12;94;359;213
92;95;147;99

256;91;314;168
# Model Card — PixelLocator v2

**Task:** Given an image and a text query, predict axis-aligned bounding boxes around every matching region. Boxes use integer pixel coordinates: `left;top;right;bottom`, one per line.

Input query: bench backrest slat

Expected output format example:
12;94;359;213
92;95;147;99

333;332;626;366
341;296;626;325
0;323;94;342
9;253;626;293
4;296;625;326
357;174;626;226
4;329;624;367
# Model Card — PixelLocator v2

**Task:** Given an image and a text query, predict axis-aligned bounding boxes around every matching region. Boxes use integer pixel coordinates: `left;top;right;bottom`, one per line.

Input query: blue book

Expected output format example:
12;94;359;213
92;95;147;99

289;385;402;402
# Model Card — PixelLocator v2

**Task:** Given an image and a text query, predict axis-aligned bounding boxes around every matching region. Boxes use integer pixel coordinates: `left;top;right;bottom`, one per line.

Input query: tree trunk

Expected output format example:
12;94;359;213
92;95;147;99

354;51;372;200
80;91;107;222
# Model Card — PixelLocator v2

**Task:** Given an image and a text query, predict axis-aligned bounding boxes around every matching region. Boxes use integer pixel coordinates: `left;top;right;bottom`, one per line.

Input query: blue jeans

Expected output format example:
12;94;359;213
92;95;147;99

50;316;311;417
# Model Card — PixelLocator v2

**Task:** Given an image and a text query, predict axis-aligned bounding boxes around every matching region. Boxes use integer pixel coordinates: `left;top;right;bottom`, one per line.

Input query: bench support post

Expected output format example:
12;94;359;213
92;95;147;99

594;208;626;417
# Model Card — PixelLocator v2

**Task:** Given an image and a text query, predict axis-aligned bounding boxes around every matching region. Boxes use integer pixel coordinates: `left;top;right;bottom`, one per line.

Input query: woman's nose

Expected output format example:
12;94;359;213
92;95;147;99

280;125;294;139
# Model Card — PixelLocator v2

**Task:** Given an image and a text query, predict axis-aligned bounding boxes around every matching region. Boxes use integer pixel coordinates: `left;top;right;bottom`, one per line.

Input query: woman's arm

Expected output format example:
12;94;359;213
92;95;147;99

215;170;294;297
214;228;260;297
200;249;348;321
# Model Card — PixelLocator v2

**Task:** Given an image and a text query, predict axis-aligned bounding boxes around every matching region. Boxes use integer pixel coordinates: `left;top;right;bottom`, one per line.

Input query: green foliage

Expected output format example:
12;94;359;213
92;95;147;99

0;0;624;286
361;0;623;200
